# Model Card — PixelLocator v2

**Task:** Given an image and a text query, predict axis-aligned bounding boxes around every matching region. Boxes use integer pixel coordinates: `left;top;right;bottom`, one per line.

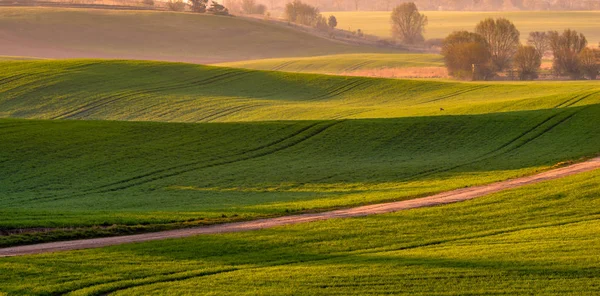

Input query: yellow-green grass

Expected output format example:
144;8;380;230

1;59;600;243
2;167;600;295
2;60;600;122
0;8;384;63
329;11;600;44
216;53;444;75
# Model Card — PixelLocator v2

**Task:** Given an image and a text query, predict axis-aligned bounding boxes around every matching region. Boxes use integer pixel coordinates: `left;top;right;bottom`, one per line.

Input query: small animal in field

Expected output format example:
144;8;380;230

440;108;445;111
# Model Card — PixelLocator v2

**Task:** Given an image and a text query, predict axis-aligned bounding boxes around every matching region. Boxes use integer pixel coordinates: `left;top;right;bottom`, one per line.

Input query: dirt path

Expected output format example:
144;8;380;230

2;157;600;258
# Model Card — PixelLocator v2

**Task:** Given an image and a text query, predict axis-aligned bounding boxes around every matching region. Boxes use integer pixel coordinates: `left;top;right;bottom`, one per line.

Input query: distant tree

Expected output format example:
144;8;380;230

442;31;492;80
549;29;588;79
285;0;320;27
166;0;186;11
391;2;428;44
527;31;550;58
189;0;208;12
142;0;154;6
207;1;229;15
353;0;361;10
514;45;542;80
475;18;520;72
315;15;329;31
578;48;600;80
328;15;338;29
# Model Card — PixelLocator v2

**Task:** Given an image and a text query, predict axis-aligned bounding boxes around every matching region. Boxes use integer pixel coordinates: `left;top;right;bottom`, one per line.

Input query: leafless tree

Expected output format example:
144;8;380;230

549;29;588;79
527;31;550;58
578;48;600;80
475;18;520;72
514;45;542;80
391;2;428;44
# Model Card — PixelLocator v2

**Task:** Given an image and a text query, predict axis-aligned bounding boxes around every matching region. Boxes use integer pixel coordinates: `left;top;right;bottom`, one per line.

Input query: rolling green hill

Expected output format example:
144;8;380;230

330;11;600;44
1;59;600;242
216;53;444;75
0;7;382;63
2;60;599;122
2;166;600;295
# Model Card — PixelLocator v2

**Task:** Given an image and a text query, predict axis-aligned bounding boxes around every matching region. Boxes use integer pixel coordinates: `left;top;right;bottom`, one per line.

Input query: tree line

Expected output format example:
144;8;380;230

391;2;599;80
247;0;600;11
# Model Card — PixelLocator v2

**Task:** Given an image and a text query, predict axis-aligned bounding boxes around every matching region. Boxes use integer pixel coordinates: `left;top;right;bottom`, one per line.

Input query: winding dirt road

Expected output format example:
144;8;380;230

2;157;600;258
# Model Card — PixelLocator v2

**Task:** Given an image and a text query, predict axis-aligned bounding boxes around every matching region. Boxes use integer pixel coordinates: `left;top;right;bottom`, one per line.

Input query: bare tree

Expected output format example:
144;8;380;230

514;45;542;80
527;31;550;58
353;0;361;10
578;48;600;80
391;2;428;44
549;29;588;79
475;18;520;72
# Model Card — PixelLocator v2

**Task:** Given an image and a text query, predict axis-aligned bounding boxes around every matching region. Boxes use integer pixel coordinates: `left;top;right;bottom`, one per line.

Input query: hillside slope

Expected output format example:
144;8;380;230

1;60;600;235
1;60;599;123
0;8;382;63
216;53;445;77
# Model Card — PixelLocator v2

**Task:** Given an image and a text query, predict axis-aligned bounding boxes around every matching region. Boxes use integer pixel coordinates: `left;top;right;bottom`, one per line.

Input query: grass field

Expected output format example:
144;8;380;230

330;11;600;44
0;8;382;63
217;53;446;77
2;167;600;294
1;59;600;246
2;60;600;122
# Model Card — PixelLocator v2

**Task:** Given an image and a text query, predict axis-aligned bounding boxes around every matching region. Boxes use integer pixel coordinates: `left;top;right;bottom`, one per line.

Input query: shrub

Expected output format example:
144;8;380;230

442;31;492;80
328;15;337;29
285;0;320;27
207;1;229;15
189;0;208;13
166;0;186;11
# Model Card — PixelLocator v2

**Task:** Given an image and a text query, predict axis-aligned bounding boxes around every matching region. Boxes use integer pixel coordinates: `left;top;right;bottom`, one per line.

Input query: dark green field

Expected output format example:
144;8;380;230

1;60;600;244
2;167;600;295
1;55;600;295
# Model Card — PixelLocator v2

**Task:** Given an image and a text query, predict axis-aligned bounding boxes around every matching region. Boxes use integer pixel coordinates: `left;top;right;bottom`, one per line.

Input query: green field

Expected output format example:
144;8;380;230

217;53;444;75
2;167;600;295
330;11;600;44
0;8;382;63
1;59;600;247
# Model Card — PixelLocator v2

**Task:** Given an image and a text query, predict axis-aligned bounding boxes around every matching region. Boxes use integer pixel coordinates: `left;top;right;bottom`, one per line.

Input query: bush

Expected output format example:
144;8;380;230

442;31;493;80
285;0;320;27
189;0;207;13
514;45;542;80
166;0;186;11
207;1;229;15
328;15;337;29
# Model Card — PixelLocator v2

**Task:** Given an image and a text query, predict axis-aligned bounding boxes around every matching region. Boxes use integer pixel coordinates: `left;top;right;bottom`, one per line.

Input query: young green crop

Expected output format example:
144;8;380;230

216;53;444;74
2;165;600;295
1;60;600;234
1;60;599;122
